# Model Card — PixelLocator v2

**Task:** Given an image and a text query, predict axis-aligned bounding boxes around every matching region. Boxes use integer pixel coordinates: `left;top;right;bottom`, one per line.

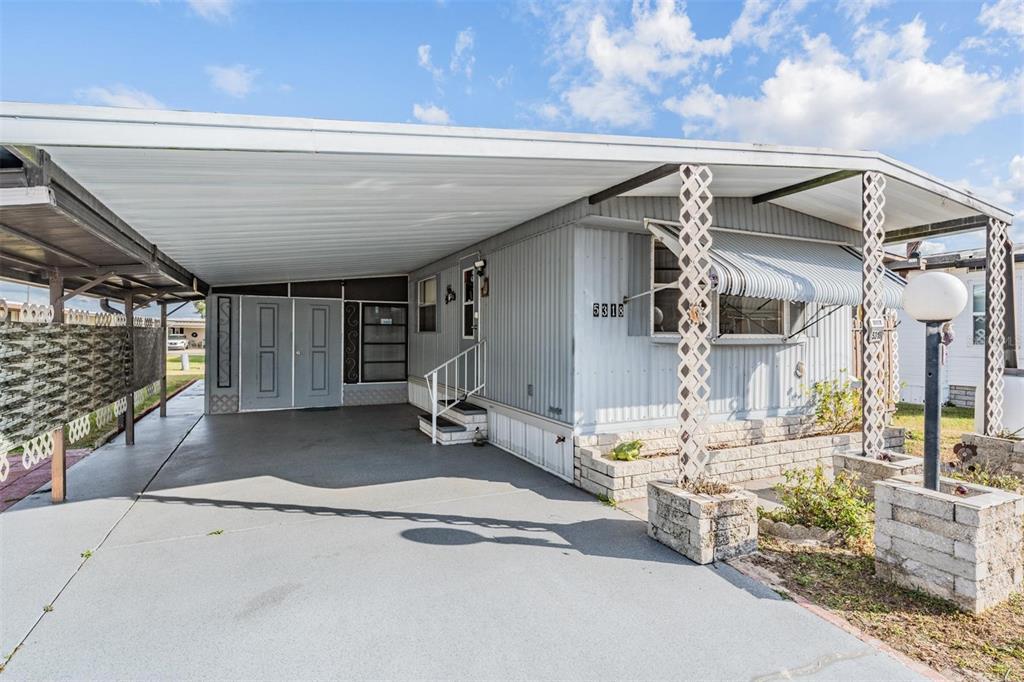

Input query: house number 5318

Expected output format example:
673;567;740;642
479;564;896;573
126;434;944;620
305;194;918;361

592;302;625;318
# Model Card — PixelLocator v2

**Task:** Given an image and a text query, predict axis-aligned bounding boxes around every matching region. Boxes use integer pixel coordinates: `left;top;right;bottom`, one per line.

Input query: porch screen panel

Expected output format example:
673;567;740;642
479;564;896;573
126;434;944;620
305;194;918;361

343;302;360;384
361;304;407;382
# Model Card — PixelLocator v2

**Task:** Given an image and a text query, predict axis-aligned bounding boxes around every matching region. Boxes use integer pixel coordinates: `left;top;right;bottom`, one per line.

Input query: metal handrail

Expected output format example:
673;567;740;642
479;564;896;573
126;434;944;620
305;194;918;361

425;340;486;444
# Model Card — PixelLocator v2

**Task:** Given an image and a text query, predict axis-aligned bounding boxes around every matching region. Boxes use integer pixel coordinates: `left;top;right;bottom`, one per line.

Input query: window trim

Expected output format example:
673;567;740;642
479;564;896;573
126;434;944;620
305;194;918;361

461;266;476;340
416;275;438;334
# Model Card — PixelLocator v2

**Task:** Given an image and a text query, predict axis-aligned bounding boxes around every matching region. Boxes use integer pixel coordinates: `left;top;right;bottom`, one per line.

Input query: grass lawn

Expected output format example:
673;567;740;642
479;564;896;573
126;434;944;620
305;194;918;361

66;358;202;450
891;401;976;462
748;536;1024;681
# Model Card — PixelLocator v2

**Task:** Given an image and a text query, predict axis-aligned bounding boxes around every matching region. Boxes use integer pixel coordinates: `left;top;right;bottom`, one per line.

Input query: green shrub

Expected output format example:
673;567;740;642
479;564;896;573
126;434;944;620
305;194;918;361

950;465;1024;495
609;439;643;461
805;372;861;434
761;465;873;545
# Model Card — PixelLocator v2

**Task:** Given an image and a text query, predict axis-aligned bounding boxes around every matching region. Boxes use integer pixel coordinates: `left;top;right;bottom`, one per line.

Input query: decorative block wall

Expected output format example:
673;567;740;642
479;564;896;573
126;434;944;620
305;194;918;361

960;433;1024;477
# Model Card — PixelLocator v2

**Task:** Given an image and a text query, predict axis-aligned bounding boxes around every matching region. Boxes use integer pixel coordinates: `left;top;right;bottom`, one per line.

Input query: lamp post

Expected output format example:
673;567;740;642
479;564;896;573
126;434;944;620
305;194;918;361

901;272;969;490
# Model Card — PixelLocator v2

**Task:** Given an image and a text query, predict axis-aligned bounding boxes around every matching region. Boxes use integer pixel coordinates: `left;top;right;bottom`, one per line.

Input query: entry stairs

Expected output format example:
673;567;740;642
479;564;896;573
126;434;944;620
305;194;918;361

421;340;487;445
417;399;488;445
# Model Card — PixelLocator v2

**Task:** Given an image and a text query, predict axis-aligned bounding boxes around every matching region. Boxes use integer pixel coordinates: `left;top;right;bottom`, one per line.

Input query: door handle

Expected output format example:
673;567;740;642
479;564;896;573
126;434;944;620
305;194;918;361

295;351;301;356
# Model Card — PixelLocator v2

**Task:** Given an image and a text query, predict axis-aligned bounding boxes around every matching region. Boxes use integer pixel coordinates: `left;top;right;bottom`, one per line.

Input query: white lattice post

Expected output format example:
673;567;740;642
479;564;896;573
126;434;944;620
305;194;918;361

984;217;1010;436
861;172;887;457
675;165;714;486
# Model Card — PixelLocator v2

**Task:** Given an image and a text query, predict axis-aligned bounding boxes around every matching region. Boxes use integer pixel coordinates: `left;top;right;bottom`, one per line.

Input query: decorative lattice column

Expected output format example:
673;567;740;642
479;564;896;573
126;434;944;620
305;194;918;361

861;171;887;457
984;217;1010;436
676;165;714;486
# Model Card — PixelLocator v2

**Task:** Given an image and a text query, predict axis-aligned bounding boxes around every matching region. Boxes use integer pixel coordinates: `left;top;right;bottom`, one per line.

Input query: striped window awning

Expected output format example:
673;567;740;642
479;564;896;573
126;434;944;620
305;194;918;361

646;220;905;308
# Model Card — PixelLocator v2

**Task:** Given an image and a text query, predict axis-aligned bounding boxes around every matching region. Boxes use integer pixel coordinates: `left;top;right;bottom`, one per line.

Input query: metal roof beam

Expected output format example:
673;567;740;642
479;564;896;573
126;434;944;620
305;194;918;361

588;164;679;204
57;263;157;278
58;272;115;304
0;220;96;267
751;170;861;205
884;215;990;244
0;250;53;272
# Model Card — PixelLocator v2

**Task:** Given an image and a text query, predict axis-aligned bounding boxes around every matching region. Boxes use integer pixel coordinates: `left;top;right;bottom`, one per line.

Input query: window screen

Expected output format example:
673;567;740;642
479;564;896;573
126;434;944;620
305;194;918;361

417;277;437;332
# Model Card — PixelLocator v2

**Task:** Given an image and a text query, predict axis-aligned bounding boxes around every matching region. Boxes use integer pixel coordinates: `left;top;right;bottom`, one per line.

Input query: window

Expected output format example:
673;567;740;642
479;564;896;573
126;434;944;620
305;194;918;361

462;268;476;339
361;304;407;382
650;241;806;340
652;242;682;333
718;295;784;335
972;284;985;345
417;276;437;332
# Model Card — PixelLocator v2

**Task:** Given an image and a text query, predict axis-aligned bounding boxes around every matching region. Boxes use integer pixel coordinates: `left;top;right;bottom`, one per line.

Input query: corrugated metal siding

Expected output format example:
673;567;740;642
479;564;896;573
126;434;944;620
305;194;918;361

573;226;851;432
408;223;576;422
595;196;860;245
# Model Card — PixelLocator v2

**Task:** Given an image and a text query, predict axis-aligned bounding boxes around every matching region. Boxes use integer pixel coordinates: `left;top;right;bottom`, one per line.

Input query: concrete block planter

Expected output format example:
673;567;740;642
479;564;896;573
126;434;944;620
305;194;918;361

833;452;924;496
874;474;1024;614
959;433;1024;477
647;480;758;564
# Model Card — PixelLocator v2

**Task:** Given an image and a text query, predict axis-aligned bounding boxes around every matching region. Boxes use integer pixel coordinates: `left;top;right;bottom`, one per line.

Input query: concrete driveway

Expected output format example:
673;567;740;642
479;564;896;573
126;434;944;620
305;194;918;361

1;383;924;680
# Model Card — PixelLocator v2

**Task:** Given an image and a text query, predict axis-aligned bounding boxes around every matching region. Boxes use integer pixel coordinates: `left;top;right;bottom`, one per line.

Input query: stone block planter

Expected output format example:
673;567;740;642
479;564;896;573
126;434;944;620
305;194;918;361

833;452;924;497
959;433;1024;477
647;480;758;564
874;474;1024;614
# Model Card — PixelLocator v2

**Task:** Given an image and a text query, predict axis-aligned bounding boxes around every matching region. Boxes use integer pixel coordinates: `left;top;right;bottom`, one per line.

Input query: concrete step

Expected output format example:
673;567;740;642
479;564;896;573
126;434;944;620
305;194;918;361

417;414;486;445
438;400;488;426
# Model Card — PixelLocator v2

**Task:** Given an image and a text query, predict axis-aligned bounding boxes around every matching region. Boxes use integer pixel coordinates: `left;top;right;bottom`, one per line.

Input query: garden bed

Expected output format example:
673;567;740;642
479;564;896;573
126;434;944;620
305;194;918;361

734;535;1024;681
575;428;909;503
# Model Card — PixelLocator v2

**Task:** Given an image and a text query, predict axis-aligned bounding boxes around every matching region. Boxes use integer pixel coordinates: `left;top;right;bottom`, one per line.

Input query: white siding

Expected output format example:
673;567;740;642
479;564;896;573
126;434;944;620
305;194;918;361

573;226;851;433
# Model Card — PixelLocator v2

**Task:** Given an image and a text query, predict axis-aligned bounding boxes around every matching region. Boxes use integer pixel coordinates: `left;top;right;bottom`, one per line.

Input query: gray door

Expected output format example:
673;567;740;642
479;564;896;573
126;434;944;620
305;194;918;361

241;297;293;410
458;256;480;390
294;299;342;408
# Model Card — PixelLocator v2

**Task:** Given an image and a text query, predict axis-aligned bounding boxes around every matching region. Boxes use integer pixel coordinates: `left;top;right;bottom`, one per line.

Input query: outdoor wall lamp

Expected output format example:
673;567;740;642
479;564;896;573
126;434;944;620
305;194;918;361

444;285;457;304
901;271;968;490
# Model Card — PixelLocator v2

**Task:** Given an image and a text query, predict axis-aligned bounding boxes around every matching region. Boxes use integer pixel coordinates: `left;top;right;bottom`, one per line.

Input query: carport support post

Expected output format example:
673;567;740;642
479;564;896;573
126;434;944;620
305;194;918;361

860;172;887;458
125;293;135;446
49;274;67;503
983;217;1011;436
159;301;167;417
675;164;714;486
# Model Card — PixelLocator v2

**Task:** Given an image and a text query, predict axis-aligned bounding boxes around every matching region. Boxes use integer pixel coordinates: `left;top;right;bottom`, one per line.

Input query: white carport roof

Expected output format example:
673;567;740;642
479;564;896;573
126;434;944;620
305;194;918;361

0;102;1012;286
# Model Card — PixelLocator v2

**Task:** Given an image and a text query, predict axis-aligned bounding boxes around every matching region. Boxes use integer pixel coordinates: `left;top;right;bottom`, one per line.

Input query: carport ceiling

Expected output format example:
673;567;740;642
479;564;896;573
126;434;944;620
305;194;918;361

2;103;1011;287
42;148;652;285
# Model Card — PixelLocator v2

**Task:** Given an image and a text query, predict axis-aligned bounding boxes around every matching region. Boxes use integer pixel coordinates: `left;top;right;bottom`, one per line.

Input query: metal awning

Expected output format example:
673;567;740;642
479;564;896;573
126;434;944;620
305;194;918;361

646;219;905;308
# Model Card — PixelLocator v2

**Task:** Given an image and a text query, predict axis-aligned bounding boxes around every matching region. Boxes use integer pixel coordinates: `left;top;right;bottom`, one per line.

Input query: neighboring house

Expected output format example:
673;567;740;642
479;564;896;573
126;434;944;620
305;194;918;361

0;104;1013;489
892;250;1023;407
167;318;205;348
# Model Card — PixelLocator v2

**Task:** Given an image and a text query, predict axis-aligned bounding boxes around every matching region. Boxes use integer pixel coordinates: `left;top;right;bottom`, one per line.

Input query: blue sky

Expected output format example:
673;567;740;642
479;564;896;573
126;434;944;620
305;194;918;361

0;0;1022;261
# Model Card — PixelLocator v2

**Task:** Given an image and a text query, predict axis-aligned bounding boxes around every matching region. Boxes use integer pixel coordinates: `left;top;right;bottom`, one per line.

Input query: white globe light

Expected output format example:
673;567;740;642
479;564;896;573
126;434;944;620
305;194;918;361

901;271;969;322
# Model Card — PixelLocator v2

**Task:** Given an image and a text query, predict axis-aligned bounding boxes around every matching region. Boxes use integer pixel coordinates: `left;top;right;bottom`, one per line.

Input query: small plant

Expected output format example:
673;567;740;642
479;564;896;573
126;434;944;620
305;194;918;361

760;465;873;545
950;464;1024;495
80;549;93;559
207;529;225;536
42;605;53;613
681;477;732;495
609;439;643;461
804;372;861;434
595;493;617;507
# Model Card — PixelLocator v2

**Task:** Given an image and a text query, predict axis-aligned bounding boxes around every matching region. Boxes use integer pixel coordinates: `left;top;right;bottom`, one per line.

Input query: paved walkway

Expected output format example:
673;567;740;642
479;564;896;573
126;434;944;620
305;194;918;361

1;385;925;680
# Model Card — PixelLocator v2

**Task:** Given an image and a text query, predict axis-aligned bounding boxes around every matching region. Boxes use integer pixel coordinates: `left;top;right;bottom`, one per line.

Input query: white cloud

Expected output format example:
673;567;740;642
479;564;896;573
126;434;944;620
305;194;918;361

540;0;811;129
491;65;514;90
667;22;1015;149
418;44;443;80
187;0;234;22
837;0;888;24
76;84;165;109
450;28;475;79
979;0;1024;46
205;64;258;98
412;103;452;125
